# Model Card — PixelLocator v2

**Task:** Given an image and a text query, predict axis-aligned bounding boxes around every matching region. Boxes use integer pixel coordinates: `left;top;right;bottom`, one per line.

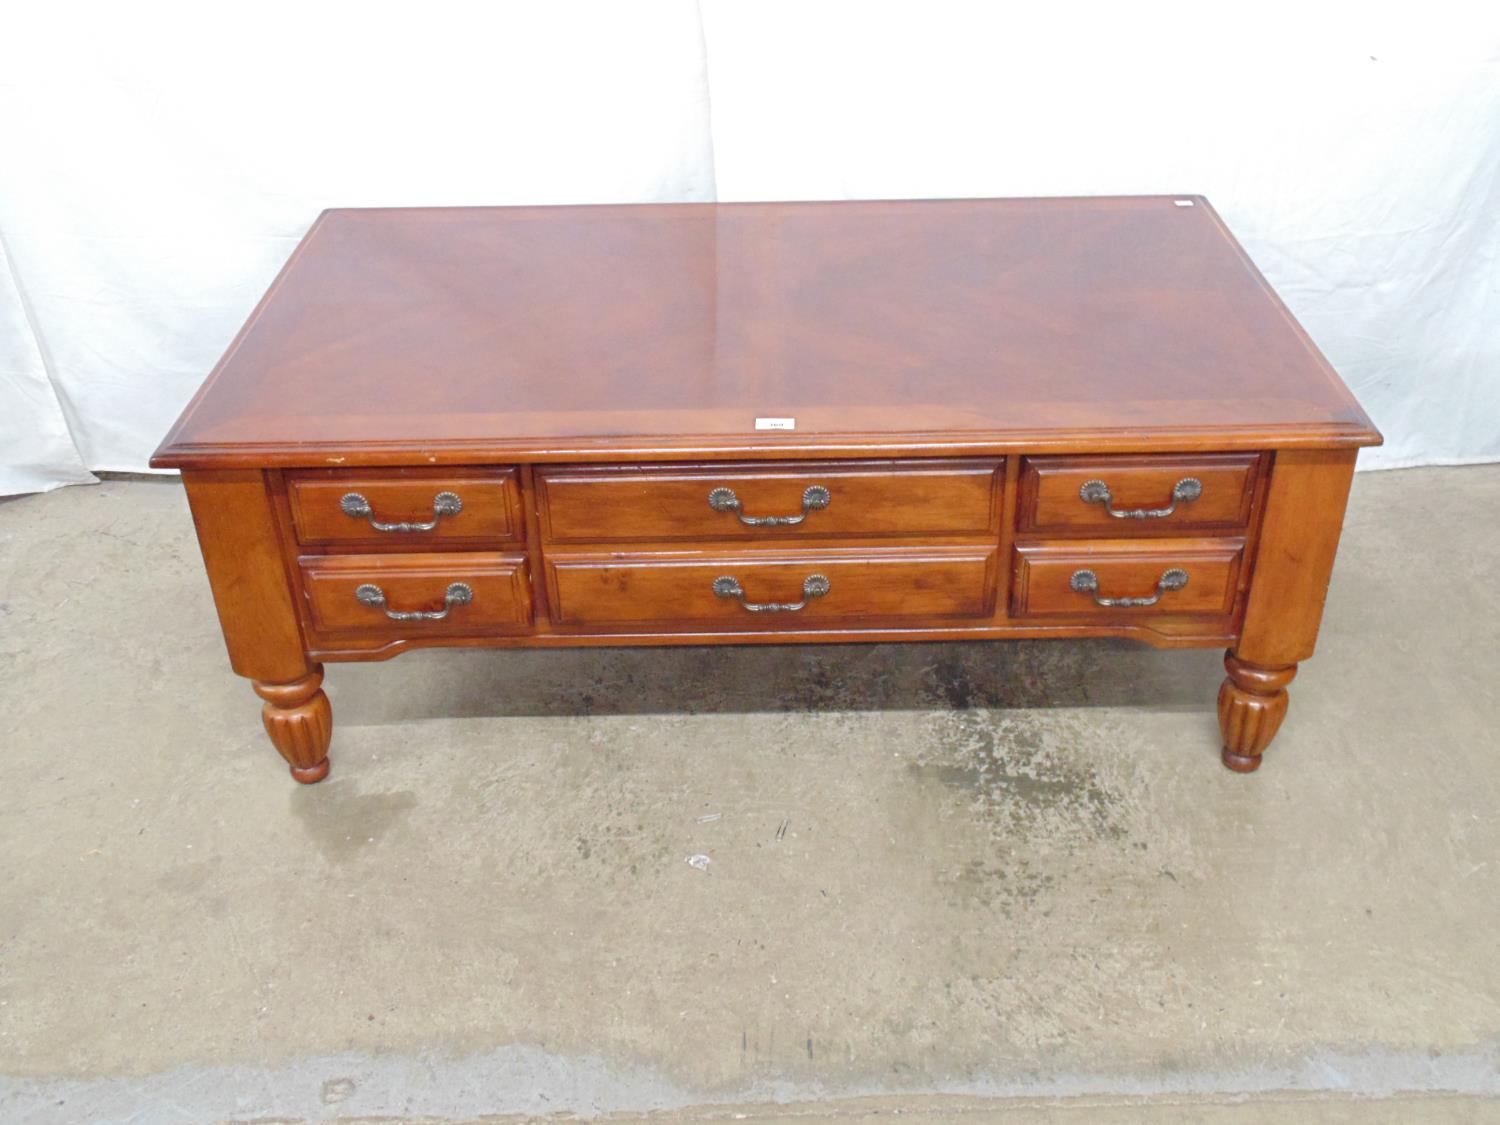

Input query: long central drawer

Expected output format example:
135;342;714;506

536;460;1003;543
545;548;999;628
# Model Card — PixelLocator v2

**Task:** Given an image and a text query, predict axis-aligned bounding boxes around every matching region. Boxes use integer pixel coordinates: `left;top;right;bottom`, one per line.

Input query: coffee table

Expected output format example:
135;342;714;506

152;197;1381;782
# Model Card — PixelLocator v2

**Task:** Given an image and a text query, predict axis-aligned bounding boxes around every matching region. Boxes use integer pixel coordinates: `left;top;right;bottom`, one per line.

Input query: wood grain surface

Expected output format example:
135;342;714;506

152;197;1381;469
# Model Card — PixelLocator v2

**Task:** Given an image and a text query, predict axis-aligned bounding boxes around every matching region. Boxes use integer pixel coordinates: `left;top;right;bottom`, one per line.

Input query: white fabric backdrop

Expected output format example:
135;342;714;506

0;1;717;494
2;2;1497;494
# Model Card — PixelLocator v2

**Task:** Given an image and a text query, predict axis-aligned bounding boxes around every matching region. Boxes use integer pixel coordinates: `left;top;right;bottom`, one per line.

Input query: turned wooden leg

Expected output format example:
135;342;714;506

1217;651;1297;773
253;665;332;783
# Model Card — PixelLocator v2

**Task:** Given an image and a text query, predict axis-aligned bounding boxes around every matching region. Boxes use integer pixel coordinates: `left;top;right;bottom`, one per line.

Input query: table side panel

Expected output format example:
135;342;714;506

1234;448;1360;666
183;469;313;684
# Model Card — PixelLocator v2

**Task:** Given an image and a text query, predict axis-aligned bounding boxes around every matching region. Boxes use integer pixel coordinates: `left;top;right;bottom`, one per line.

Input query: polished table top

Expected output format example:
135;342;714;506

153;196;1380;468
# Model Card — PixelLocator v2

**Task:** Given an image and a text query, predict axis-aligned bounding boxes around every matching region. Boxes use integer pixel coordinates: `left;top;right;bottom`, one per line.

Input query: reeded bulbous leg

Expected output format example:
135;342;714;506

253;665;332;783
1217;651;1297;772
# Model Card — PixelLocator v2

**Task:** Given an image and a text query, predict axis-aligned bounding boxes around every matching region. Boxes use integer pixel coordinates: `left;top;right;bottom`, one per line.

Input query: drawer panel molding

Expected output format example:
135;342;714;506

1019;454;1259;534
300;552;532;636
547;547;998;628
537;460;1003;544
1013;539;1244;618
288;468;523;546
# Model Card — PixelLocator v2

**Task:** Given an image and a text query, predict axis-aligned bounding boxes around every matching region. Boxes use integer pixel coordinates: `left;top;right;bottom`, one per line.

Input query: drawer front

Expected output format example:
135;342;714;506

547;548;998;628
1020;454;1259;534
288;469;523;546
301;553;532;635
536;460;1003;544
1013;540;1243;618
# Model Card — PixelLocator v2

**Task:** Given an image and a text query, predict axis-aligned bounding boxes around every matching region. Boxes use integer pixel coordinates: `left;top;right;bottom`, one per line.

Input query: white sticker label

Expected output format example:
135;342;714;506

755;417;796;431
1173;199;1195;207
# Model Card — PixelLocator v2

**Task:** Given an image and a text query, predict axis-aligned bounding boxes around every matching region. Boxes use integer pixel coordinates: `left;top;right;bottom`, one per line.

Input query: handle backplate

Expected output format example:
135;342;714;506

1070;567;1189;608
355;581;473;621
341;491;463;533
1079;478;1201;520
712;573;830;613
708;485;830;527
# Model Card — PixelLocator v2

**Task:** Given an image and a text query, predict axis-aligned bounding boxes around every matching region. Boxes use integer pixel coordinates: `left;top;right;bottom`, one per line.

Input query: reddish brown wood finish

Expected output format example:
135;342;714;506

254;666;332;783
536;460;1003;543
151;198;1379;470
154;198;1383;781
1019;454;1260;535
1012;539;1244;619
287;468;522;547
1211;448;1361;770
304;617;1243;659
300;552;532;638
1233;450;1360;666
1218;655;1298;773
182;470;310;683
545;548;998;629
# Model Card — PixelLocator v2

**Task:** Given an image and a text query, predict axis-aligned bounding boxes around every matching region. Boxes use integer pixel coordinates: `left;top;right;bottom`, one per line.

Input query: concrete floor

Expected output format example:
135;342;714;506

0;465;1497;1123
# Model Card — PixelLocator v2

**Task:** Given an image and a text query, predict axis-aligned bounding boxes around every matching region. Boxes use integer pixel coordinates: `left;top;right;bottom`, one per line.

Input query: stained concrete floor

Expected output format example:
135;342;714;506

0;466;1497;1123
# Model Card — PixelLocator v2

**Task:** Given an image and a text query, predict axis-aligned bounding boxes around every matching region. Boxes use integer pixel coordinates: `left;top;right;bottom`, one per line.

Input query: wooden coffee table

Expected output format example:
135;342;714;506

152;197;1381;782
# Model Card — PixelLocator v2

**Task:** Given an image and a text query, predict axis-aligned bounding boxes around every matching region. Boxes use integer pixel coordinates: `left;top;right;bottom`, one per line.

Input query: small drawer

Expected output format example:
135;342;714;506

1019;454;1259;534
546;547;998;628
287;468;523;546
536;460;1003;544
1012;540;1244;618
300;553;532;635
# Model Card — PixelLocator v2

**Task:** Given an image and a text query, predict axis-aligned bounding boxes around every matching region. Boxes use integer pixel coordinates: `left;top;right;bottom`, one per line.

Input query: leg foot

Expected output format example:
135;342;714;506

1217;652;1297;773
288;758;332;784
253;666;332;784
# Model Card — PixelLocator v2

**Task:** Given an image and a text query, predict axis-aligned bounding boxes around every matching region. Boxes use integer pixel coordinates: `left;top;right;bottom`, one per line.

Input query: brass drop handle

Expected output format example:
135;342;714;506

1070;568;1189;608
708;485;830;527
1079;478;1201;519
355;582;473;621
713;573;830;613
341;491;463;532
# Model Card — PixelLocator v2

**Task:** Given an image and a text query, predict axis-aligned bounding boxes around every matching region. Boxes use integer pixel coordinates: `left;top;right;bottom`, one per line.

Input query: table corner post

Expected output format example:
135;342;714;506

181;468;332;784
1220;448;1359;772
